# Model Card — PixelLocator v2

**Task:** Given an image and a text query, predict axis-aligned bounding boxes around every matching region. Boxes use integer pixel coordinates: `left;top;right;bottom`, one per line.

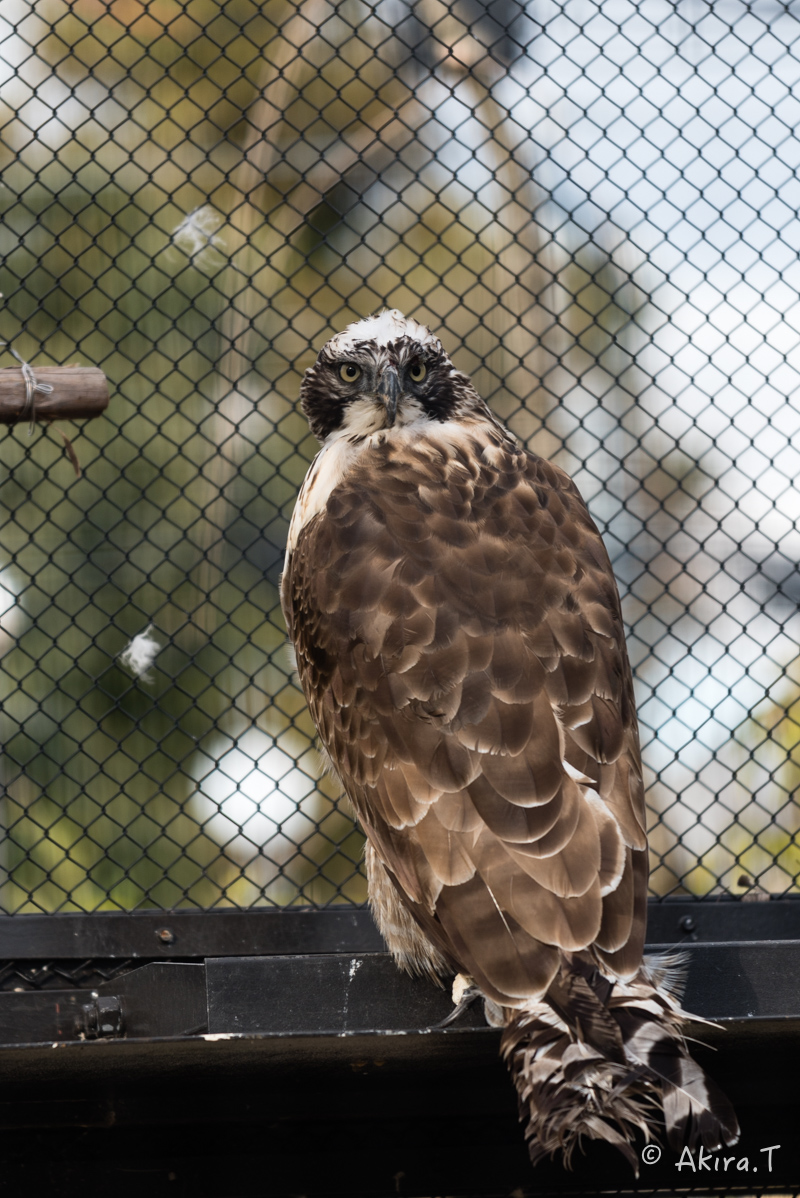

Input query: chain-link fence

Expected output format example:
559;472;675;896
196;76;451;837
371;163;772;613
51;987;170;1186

1;0;799;915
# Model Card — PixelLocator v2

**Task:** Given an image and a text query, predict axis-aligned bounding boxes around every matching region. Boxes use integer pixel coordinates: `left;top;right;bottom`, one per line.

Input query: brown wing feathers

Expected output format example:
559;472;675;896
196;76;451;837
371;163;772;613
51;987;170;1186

284;429;643;999
283;417;738;1166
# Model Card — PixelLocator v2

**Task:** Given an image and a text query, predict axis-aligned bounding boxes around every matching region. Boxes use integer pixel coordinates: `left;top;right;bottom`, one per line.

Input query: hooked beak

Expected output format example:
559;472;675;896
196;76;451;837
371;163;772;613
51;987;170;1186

376;365;400;428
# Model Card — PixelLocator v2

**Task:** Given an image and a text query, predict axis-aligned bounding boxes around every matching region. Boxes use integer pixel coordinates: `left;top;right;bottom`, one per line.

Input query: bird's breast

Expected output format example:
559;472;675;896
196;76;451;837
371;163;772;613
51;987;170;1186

285;436;366;558
287;422;470;554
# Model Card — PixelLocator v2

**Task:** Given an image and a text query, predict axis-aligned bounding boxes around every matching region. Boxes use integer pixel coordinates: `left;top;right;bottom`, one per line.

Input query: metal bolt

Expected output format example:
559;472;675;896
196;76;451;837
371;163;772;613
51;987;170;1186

96;995;124;1036
80;995;124;1039
156;927;176;945
680;915;696;933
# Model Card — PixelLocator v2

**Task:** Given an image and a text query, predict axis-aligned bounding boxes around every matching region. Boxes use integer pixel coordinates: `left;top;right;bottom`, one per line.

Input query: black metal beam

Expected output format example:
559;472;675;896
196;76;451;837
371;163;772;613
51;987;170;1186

1;897;798;960
205;951;487;1035
0;906;384;960
2;939;800;1048
204;940;800;1035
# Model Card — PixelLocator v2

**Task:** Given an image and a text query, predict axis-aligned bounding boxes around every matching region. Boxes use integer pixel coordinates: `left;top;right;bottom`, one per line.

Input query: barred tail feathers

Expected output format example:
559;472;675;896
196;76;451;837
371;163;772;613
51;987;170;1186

500;954;739;1174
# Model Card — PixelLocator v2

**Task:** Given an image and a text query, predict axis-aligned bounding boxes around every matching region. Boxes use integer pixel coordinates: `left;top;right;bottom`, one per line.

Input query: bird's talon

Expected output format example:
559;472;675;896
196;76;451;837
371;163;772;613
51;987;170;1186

451;972;473;1007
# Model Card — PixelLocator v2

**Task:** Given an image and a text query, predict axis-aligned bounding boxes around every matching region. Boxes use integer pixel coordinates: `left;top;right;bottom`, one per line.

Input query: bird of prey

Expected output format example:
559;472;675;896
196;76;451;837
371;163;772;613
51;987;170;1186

281;309;738;1169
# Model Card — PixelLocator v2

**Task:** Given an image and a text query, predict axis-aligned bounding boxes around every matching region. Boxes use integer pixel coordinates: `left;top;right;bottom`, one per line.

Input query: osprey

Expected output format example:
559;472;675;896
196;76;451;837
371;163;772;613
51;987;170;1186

281;310;738;1169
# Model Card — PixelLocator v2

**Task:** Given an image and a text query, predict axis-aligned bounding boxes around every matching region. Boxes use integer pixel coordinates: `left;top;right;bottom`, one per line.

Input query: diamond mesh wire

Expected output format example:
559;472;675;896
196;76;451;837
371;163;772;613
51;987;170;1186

0;957;137;991
0;0;798;914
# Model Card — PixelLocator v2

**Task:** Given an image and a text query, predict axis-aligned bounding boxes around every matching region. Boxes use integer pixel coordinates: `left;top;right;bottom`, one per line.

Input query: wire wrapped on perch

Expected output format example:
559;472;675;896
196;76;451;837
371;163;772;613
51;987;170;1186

0;351;109;477
0;363;108;425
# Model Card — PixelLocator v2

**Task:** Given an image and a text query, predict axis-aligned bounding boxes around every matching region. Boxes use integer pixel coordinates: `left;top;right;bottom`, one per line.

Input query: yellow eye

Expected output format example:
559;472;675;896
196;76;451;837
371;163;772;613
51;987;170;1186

339;363;361;383
409;360;426;383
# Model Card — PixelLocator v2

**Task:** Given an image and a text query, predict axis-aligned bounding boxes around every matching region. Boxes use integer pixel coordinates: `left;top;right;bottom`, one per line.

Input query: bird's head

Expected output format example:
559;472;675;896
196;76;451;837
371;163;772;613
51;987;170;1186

300;309;487;442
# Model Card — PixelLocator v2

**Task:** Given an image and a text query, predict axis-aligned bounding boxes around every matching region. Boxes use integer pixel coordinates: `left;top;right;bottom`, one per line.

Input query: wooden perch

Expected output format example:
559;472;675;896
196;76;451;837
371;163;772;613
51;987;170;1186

0;366;109;424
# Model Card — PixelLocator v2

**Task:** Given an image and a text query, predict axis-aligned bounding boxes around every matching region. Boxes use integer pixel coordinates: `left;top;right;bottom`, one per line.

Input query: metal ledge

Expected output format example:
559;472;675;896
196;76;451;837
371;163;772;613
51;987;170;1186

0;905;382;960
0;896;798;960
2;940;800;1049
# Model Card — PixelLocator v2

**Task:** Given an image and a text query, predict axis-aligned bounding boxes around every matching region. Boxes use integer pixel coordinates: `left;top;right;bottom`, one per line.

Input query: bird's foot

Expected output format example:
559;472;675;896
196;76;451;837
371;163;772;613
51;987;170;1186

432;973;480;1028
451;972;473;1007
